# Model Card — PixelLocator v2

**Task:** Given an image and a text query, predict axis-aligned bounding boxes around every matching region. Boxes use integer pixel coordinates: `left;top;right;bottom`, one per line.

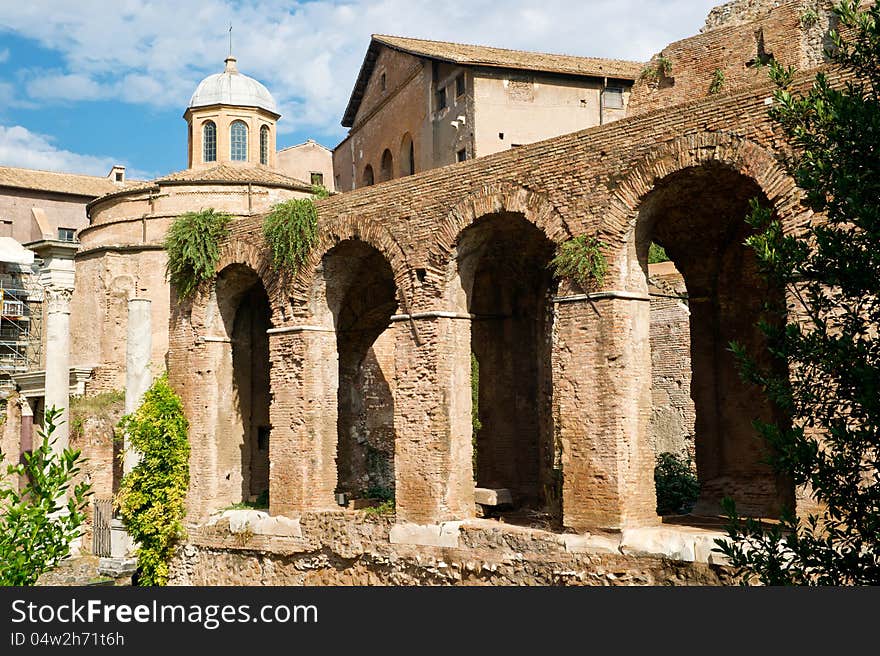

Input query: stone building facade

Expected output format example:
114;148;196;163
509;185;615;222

332;35;640;191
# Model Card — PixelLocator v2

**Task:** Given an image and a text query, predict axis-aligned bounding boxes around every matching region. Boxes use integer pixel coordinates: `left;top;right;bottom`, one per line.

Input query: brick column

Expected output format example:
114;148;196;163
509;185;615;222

554;294;658;532
268;328;339;516
394;315;475;525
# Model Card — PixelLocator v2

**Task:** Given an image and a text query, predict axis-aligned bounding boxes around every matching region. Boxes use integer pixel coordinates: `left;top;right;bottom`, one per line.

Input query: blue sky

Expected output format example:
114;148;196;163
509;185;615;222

0;0;721;180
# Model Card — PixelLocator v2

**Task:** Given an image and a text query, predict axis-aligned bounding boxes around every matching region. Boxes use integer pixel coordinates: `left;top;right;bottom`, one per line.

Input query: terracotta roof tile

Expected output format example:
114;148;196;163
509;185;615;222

374;35;643;80
0;165;121;198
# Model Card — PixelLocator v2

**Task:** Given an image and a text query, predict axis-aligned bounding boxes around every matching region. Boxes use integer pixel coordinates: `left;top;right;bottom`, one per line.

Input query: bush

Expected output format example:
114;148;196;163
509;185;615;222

262;190;323;271
654;452;700;515
116;374;189;586
0;408;91;586
165;208;232;299
550;235;608;289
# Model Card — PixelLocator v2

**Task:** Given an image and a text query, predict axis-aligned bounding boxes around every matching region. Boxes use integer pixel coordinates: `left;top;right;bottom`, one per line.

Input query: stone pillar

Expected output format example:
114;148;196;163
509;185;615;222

43;288;73;449
123;298;152;473
269;329;339;516
554;295;658;532
394;316;475;525
27;239;78;453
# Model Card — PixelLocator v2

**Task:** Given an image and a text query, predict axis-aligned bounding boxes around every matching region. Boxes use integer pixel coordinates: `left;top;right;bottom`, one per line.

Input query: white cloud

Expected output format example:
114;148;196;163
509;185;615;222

0;124;149;178
0;49;9;63
0;0;721;138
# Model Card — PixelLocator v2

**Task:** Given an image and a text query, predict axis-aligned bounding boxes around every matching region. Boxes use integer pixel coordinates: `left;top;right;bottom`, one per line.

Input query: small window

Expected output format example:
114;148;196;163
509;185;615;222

203;120;217;163
380;72;387;91
310;172;324;187
230;120;248;161
114;171;123;182
260;125;270;165
58;227;76;242
437;86;447;110
455;74;465;97
499;132;504;140
457;148;467;162
603;86;625;109
362;165;374;187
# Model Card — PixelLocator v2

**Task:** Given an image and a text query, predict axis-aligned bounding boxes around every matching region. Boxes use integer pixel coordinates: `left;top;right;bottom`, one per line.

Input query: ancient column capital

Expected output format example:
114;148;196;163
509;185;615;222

45;287;74;314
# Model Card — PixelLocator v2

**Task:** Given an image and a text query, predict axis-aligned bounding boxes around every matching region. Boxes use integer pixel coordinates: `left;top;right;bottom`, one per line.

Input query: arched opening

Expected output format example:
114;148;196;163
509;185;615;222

399;134;415;176
636;162;793;519
380;149;394;182
230;120;248;162
213;264;272;507
453;212;558;526
203;120;217;163
322;241;398;503
362;165;374;187
260;125;270;165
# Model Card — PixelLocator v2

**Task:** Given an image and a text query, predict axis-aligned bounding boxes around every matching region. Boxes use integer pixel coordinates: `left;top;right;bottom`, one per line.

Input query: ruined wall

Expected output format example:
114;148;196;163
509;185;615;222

629;0;834;116
648;263;695;461
169;512;731;586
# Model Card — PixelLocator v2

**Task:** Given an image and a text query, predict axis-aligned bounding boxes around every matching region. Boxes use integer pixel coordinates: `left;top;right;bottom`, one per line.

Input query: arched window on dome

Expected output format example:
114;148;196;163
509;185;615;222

203;121;217;163
260;125;270;166
231;121;248;162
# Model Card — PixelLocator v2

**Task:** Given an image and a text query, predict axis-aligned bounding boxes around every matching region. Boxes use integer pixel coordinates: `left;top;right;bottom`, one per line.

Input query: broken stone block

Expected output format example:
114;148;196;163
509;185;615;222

474;488;513;507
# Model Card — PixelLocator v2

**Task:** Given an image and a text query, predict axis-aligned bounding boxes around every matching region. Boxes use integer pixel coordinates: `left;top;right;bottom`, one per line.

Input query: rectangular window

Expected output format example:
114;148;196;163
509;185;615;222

310;172;324;187
603;86;625;109
457;148;467;162
380;72;387;91
455;74;465;97
58;227;76;242
437;86;447;110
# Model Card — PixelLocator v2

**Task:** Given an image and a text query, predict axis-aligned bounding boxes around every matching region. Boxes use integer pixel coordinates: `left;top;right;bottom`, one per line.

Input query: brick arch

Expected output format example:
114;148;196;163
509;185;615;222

289;213;413;320
609;131;804;245
426;183;573;272
186;238;279;330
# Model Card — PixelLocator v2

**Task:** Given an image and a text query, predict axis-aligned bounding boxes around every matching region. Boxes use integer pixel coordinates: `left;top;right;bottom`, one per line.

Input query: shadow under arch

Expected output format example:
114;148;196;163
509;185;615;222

633;160;794;519
210;262;273;508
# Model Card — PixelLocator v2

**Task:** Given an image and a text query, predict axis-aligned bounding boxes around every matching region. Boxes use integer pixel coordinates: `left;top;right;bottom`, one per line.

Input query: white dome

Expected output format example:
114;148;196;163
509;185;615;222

188;56;278;114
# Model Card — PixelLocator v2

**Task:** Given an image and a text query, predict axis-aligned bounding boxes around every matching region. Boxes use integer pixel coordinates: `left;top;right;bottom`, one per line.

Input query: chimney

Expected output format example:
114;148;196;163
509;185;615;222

109;165;126;184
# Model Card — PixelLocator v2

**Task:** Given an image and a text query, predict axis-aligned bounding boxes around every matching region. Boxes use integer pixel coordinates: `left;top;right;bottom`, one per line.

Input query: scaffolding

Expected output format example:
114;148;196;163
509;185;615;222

0;267;42;380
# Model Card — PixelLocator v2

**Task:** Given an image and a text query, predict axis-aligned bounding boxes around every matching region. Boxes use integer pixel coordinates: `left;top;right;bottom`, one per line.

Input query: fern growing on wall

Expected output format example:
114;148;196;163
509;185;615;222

164;208;232;300
550;235;608;289
708;68;726;95
262;194;321;272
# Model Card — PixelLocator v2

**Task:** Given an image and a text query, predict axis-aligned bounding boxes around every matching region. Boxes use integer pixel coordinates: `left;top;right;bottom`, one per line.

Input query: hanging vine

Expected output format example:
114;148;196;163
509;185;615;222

262;187;326;271
164;208;232;300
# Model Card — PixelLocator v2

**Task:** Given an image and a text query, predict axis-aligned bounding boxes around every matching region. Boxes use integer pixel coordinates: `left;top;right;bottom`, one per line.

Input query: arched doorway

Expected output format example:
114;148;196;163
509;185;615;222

636;162;793;518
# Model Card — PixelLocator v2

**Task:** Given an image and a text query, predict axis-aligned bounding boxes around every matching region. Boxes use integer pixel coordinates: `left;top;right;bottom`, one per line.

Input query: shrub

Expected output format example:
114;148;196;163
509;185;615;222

648;242;670;264
550;235;608;289
709;68;725;95
116;374;189;586
164;208;232;300
0;408;92;586
654;452;700;515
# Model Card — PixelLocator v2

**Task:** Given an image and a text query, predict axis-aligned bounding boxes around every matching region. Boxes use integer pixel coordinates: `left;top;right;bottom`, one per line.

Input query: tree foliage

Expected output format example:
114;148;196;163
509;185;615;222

654;452;700;516
165;208;232;299
116;375;189;586
0;408;91;586
716;1;880;585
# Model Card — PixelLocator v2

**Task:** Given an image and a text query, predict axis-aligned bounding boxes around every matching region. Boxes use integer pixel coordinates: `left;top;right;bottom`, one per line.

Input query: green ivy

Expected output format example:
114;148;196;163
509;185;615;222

262;195;320;271
0;408;92;586
708;68;726;95
164;208;232;300
116;374;189;586
550;235;608;288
